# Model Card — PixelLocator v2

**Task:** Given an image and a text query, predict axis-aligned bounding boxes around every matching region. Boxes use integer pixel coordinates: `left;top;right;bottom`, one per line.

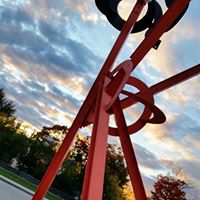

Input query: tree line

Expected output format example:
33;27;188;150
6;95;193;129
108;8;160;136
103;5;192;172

0;88;192;199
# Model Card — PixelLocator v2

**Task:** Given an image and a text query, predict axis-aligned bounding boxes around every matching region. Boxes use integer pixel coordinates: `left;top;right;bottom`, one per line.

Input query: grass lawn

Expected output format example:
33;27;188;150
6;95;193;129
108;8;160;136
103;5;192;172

0;167;62;200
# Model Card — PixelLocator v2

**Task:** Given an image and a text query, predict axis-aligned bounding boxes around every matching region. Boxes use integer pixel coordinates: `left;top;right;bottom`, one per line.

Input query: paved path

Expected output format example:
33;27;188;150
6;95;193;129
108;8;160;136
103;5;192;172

0;175;48;200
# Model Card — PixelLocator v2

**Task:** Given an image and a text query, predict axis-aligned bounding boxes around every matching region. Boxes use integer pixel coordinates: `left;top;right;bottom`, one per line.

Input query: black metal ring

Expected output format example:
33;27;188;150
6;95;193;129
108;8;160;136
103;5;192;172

95;0;112;15
95;0;162;33
165;0;189;31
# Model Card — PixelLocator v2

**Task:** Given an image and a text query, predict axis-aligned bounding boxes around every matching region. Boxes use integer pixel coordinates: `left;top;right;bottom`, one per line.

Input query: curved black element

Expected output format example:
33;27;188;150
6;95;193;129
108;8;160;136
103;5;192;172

95;0;163;33
95;0;112;15
165;0;175;8
109;0;121;13
95;0;190;33
165;0;189;31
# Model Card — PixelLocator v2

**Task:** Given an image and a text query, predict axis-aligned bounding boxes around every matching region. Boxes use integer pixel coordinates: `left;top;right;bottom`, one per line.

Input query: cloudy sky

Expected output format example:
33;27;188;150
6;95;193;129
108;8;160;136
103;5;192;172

0;0;200;197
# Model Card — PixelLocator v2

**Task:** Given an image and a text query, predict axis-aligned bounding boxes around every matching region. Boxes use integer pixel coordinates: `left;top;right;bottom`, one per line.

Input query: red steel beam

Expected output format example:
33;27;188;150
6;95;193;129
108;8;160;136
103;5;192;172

113;98;147;200
81;80;110;200
150;64;200;95
32;1;147;199
121;64;200;109
130;0;190;66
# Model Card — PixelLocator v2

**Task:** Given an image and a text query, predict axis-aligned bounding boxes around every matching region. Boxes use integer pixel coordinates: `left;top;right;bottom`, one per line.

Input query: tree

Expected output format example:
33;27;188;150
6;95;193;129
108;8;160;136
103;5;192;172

106;144;129;187
122;184;135;200
52;135;131;199
17;125;66;179
0;88;29;164
0;115;29;164
53;135;90;196
0;89;132;198
104;144;130;200
150;174;190;200
0;88;15;117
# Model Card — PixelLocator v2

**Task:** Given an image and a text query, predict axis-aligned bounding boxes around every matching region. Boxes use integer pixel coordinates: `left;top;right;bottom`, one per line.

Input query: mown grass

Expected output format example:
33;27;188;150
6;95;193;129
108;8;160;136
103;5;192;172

0;167;61;200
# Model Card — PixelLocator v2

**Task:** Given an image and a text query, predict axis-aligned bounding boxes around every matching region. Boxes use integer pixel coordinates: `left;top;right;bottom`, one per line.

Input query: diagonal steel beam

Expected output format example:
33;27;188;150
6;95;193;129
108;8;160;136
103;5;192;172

121;64;200;109
113;98;147;200
150;64;200;95
130;0;190;66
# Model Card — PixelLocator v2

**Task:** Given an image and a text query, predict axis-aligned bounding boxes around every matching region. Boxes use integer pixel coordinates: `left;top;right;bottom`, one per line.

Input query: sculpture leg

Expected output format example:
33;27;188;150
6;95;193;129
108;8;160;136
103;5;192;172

113;98;147;200
81;80;110;200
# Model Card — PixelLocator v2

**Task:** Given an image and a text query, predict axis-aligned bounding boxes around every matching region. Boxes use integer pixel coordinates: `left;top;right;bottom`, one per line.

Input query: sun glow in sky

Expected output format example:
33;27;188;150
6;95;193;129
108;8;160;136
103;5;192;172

0;0;200;197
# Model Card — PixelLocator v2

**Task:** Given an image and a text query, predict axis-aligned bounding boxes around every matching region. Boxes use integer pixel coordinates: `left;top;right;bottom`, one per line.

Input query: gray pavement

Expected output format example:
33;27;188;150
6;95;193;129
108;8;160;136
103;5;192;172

0;175;48;200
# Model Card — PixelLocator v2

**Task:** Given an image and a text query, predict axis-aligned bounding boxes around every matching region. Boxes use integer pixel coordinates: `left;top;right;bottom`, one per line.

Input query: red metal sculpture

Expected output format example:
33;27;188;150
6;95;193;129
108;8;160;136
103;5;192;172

33;0;199;199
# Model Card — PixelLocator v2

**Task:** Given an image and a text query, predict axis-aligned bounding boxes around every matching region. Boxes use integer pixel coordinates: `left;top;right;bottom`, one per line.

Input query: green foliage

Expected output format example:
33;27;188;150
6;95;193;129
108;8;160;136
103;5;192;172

0;89;132;199
0;88;27;164
17;126;59;179
104;144;129;200
53;159;82;196
53;135;130;199
0;118;131;199
104;173;125;200
0;115;28;164
0;88;15;117
106;144;129;187
52;135;89;196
